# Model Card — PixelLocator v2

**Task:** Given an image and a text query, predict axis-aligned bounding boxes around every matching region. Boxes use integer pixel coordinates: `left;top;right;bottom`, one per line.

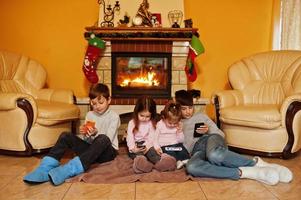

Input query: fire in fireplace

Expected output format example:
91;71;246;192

112;52;171;98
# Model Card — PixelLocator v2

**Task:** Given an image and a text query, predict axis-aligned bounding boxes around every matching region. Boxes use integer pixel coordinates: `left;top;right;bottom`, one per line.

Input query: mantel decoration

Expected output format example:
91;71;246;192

133;0;153;27
184;18;193;28
168;10;183;28
98;0;120;27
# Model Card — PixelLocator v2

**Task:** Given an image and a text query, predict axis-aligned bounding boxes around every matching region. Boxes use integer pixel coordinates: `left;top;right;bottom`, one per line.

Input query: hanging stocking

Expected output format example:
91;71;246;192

185;35;205;82
82;33;105;83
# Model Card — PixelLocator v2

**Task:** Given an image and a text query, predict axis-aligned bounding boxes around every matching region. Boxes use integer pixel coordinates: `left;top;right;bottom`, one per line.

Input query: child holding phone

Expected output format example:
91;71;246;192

24;83;120;185
153;101;190;169
175;89;293;185
126;96;176;173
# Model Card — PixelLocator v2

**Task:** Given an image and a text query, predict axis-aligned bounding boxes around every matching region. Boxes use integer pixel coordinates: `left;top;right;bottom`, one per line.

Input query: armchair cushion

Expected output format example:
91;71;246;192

36;100;80;126
220;105;281;129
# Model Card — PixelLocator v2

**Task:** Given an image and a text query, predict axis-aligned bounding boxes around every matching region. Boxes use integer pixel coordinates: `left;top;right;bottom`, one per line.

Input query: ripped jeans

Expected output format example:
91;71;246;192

186;134;256;180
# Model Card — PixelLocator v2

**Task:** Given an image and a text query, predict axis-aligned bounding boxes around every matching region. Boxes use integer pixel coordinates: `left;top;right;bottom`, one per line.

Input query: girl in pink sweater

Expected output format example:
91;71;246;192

154;101;190;169
126;96;176;173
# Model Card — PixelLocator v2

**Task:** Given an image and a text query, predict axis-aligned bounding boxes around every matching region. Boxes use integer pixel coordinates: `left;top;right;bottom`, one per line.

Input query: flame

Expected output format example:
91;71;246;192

120;71;160;87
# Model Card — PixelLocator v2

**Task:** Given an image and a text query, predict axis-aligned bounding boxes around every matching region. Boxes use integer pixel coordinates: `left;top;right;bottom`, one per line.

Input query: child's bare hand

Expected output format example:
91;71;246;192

155;148;163;155
196;124;209;134
132;146;146;153
80;124;97;136
86;126;97;136
79;125;87;134
176;122;183;133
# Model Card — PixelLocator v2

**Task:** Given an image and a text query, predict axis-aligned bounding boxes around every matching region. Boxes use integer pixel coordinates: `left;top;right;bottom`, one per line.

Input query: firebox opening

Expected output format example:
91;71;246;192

112;52;172;98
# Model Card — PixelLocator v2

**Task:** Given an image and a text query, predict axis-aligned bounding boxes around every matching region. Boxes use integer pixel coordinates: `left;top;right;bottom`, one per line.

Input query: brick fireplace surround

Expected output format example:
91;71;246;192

76;27;209;134
83;26;198;105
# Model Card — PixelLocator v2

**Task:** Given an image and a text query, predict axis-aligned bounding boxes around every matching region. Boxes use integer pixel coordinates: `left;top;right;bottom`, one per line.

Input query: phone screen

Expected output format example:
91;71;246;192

193;123;205;137
136;141;145;148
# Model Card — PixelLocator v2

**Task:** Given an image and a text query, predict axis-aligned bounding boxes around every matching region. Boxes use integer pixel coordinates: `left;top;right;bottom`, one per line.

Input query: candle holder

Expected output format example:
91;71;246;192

98;0;120;27
168;10;183;28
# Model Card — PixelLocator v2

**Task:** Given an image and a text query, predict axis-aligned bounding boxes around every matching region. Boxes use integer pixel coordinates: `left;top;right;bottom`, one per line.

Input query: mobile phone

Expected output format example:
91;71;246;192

136;141;146;148
193;122;205;137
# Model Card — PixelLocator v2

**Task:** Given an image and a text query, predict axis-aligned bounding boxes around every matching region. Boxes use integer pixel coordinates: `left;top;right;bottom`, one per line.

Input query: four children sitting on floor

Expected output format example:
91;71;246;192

24;83;293;186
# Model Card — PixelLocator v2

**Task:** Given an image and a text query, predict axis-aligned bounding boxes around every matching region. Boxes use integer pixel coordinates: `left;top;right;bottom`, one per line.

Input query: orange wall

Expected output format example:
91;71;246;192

0;0;275;109
0;0;98;95
184;0;275;116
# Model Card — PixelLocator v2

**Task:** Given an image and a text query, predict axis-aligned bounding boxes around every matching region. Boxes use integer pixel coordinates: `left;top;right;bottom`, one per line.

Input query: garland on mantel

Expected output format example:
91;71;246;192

84;31;195;40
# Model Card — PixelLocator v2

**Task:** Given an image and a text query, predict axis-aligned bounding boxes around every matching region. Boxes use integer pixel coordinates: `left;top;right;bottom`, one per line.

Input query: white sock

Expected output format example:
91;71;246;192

182;159;189;164
254;156;293;183
239;166;279;185
176;159;189;169
176;161;184;169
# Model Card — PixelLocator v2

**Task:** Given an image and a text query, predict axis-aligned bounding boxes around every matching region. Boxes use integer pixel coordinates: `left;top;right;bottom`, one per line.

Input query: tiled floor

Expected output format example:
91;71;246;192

1;153;301;200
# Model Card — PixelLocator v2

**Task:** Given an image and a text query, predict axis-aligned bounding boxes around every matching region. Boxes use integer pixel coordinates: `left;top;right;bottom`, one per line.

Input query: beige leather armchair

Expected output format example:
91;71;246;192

0;50;80;156
213;50;301;159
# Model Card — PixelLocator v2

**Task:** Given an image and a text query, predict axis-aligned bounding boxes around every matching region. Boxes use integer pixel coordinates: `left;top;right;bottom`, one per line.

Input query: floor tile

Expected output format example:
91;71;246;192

199;178;278;200
135;181;206;200
265;165;301;200
0;175;16;188
63;182;135;200
0;172;70;200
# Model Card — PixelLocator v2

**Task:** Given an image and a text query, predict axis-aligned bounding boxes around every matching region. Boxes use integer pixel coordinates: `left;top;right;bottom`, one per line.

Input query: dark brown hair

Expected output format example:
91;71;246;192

89;83;110;100
175;89;193;106
160;100;182;123
132;96;157;133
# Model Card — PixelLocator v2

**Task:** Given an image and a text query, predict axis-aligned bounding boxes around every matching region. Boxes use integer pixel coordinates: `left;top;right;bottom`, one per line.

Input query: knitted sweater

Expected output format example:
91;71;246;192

81;108;120;150
182;112;224;153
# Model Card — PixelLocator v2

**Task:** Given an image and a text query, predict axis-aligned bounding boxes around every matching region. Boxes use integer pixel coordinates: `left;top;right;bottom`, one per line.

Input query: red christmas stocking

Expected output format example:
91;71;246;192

82;34;105;83
184;35;205;82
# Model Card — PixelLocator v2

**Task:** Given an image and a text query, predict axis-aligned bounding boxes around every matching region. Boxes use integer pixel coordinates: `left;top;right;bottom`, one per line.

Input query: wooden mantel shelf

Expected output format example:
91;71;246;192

84;26;198;41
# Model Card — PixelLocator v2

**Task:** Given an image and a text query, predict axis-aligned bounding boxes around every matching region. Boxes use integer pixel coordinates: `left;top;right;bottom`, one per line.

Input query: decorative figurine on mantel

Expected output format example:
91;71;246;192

98;0;120;27
118;12;130;27
133;0;153;27
184;18;193;28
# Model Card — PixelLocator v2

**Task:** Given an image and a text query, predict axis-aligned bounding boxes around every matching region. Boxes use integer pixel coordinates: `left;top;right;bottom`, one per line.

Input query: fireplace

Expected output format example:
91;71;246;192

111;52;171;98
84;27;198;104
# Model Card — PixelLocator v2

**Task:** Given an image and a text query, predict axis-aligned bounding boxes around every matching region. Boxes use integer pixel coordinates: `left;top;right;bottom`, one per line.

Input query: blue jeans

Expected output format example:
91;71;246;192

186;134;256;180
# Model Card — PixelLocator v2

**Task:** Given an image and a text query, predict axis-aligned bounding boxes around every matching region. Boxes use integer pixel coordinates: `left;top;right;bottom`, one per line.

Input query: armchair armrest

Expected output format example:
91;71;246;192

0;93;37;115
212;90;244;109
280;94;301;156
280;94;301;123
212;90;244;128
37;89;75;104
0;93;38;154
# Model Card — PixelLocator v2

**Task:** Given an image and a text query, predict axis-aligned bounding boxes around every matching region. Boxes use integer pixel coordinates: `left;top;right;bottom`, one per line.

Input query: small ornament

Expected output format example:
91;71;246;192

168;10;183;28
135;0;153;27
132;15;143;26
184;18;193;28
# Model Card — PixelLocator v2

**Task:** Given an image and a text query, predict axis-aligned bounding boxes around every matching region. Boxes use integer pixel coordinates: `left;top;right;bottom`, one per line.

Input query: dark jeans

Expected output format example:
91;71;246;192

161;143;190;161
47;132;117;171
